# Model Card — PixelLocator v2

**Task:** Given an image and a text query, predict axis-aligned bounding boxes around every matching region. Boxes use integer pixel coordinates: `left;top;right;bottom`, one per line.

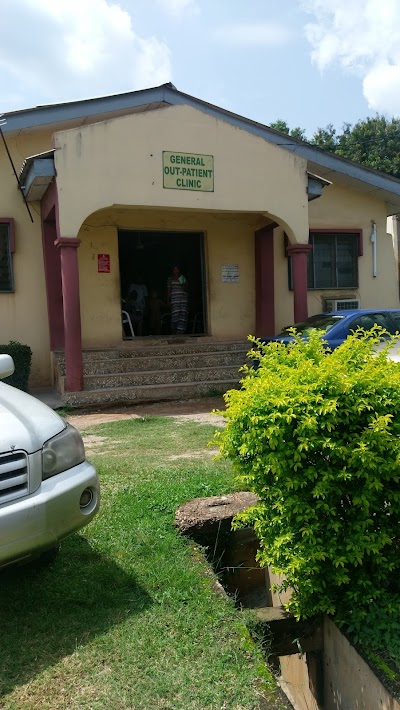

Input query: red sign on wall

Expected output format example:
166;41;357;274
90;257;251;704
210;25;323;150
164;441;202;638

98;253;110;273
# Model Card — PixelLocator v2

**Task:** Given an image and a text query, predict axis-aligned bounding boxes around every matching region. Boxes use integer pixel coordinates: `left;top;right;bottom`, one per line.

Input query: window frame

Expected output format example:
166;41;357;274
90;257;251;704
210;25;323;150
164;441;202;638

308;229;362;291
0;218;15;293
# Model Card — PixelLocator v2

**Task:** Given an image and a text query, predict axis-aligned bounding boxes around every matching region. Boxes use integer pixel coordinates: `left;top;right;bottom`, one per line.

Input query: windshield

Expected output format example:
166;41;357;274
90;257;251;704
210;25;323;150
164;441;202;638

279;314;345;336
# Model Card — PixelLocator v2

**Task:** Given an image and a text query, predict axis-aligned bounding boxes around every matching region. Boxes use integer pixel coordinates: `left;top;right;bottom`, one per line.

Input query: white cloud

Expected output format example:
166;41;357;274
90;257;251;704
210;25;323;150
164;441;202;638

301;0;400;114
213;22;293;48
0;0;171;109
363;64;400;114
135;36;172;87
157;0;199;17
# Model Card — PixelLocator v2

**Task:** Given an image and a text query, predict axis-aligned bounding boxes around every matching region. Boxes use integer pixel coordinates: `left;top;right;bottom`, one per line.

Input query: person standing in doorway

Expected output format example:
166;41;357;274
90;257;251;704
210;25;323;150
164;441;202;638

127;275;148;336
148;289;165;335
167;265;188;335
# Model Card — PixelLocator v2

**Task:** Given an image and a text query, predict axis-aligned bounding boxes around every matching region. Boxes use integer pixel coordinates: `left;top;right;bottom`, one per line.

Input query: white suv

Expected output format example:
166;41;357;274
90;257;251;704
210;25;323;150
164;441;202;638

0;354;100;568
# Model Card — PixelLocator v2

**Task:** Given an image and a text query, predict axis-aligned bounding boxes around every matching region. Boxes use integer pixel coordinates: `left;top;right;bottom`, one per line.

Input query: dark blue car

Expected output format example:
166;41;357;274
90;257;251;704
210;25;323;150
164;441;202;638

261;309;400;350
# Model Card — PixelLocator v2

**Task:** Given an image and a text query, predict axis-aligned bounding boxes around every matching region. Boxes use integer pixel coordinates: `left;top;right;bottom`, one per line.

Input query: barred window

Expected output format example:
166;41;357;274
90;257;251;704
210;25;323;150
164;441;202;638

0;221;14;293
308;232;359;289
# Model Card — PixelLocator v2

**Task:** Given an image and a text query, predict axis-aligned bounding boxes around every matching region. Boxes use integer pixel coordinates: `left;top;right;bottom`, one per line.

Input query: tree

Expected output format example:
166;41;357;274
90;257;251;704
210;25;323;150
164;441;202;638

270;119;307;141
311;123;337;153
215;331;400;667
270;119;290;135
270;114;400;179
333;116;400;178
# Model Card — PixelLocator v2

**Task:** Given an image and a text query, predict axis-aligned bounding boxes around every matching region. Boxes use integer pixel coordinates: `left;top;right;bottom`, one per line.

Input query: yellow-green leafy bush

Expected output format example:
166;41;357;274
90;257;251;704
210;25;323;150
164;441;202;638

216;330;400;632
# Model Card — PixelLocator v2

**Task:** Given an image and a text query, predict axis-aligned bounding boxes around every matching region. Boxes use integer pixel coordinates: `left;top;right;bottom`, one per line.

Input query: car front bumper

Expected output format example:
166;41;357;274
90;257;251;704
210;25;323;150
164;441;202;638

0;460;100;568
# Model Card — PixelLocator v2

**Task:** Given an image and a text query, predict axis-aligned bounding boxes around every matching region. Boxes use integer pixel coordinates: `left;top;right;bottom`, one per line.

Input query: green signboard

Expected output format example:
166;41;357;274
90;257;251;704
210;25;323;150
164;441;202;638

163;151;214;192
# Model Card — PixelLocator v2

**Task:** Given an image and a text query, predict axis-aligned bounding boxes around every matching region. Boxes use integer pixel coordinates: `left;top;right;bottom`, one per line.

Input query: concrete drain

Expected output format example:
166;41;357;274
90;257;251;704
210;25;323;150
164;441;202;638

175;493;400;710
175;492;322;709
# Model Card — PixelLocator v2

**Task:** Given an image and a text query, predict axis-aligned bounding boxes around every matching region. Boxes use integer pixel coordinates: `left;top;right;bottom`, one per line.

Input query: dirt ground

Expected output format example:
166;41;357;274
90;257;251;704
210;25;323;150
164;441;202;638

66;396;226;432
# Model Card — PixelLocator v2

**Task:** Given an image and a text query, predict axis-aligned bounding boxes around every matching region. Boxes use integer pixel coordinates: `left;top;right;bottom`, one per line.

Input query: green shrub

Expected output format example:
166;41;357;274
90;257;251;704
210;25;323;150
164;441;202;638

215;329;400;632
0;341;32;392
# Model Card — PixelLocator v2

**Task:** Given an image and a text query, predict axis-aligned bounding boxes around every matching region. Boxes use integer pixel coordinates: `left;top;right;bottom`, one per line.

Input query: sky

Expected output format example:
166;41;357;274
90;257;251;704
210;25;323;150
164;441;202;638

1;0;400;136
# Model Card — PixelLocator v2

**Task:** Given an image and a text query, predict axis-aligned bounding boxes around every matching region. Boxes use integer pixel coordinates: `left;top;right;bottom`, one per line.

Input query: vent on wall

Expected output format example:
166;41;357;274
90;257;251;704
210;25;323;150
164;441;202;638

325;298;360;312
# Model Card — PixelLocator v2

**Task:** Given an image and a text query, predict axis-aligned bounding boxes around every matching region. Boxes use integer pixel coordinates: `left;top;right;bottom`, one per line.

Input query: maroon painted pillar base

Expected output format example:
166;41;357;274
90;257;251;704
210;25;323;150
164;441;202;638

255;225;276;337
55;238;83;392
287;243;312;323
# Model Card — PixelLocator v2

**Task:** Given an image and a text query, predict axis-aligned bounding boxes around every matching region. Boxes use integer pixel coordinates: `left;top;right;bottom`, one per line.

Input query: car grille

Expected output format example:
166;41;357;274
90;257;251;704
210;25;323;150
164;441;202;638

0;451;29;504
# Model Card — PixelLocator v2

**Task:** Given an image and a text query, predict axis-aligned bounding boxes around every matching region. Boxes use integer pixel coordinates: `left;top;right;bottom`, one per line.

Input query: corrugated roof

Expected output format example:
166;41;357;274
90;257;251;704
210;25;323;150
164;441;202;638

3;83;400;213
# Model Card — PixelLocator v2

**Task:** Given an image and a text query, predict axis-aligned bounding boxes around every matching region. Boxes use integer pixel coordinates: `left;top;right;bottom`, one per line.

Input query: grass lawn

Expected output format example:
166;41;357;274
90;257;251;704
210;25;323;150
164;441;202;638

0;416;283;710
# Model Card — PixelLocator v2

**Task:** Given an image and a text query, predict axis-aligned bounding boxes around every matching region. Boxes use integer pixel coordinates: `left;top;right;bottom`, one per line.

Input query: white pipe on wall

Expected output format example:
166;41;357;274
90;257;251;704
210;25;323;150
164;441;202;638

371;220;377;277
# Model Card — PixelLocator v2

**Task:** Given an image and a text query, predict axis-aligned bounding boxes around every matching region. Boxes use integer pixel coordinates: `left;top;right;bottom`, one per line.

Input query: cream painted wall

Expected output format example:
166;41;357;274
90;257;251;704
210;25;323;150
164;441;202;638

273;183;400;333
206;213;259;338
78;208;264;343
273;227;294;332
308;183;399;315
77;224;121;347
54;104;310;244
1;108;400;386
0;130;54;385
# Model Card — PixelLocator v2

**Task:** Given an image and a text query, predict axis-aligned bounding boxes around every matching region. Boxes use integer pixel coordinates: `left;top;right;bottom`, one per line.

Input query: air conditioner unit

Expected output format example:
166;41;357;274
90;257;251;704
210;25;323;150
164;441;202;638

324;298;360;312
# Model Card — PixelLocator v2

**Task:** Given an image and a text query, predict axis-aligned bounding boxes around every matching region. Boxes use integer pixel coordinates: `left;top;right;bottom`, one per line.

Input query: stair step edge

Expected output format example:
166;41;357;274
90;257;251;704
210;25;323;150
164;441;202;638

67;379;239;395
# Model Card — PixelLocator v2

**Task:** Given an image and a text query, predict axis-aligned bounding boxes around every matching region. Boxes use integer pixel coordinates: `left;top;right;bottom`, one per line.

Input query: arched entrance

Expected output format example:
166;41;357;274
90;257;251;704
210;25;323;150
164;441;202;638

118;228;207;337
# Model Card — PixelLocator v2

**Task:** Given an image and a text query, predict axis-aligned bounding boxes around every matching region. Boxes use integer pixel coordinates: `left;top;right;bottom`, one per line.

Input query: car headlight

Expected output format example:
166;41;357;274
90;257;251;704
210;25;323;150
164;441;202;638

42;424;86;480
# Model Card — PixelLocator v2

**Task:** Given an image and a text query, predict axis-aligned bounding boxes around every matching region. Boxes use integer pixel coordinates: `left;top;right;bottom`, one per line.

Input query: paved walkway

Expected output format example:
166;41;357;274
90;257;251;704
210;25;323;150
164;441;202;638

30;387;64;409
30;388;226;430
65;396;226;431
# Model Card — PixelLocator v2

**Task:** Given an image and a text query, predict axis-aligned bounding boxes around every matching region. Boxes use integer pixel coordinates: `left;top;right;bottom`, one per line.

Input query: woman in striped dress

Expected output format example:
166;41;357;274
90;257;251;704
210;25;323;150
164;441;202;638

167;265;189;335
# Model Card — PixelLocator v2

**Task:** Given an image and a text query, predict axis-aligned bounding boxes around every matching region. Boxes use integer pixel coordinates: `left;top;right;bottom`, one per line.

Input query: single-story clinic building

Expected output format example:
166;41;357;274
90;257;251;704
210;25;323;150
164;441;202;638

1;82;400;401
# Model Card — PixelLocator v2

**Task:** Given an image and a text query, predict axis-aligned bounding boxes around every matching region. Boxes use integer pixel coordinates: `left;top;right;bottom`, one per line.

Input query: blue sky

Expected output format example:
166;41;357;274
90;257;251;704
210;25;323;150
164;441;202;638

1;0;399;137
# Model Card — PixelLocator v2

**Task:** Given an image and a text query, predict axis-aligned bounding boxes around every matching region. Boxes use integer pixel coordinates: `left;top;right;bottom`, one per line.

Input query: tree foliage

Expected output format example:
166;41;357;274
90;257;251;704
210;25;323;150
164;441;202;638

215;331;400;666
271;114;400;179
270;119;307;142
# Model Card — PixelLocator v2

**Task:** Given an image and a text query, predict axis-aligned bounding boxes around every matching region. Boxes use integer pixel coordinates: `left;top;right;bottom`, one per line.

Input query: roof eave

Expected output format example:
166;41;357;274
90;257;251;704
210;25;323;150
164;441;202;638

4;82;400;206
161;86;400;202
1;85;173;134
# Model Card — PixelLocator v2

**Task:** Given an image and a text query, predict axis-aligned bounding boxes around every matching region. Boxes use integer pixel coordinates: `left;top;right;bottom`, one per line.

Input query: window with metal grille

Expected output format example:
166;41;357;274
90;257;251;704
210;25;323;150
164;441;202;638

0;220;14;293
308;231;359;289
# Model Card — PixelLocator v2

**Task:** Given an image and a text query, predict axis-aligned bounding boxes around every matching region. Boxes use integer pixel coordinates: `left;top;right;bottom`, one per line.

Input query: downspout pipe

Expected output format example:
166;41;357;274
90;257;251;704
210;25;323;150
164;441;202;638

371;220;377;277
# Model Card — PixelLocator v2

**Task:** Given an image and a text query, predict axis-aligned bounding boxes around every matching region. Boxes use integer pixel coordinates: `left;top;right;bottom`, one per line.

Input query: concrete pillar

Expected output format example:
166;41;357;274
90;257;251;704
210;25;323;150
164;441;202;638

287;243;312;323
41;218;64;350
41;182;65;351
255;225;276;336
55;237;83;392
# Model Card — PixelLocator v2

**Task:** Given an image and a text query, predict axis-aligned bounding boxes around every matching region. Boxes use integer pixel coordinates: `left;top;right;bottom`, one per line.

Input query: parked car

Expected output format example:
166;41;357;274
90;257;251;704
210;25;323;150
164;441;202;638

0;354;100;569
260;309;400;350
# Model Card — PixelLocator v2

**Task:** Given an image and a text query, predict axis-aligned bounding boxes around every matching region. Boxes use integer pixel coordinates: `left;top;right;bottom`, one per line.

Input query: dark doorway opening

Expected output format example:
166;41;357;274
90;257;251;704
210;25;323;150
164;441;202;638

118;230;207;338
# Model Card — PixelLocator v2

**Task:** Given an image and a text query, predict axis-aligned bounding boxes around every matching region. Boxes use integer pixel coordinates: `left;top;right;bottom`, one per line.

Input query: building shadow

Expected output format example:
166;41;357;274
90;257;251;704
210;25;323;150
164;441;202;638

0;535;152;698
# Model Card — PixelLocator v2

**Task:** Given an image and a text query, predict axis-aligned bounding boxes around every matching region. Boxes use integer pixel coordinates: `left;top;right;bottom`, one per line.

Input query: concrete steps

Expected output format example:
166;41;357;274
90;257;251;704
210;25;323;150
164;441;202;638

64;379;241;407
55;350;248;377
83;365;243;390
53;339;250;406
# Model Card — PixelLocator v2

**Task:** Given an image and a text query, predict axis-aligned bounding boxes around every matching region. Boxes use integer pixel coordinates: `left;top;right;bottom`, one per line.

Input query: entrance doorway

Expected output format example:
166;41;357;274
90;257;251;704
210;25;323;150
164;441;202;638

118;230;207;338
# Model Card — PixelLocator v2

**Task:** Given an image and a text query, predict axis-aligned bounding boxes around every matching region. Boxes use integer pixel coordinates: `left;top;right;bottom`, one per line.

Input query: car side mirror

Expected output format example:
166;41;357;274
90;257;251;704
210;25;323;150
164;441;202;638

0;354;15;380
